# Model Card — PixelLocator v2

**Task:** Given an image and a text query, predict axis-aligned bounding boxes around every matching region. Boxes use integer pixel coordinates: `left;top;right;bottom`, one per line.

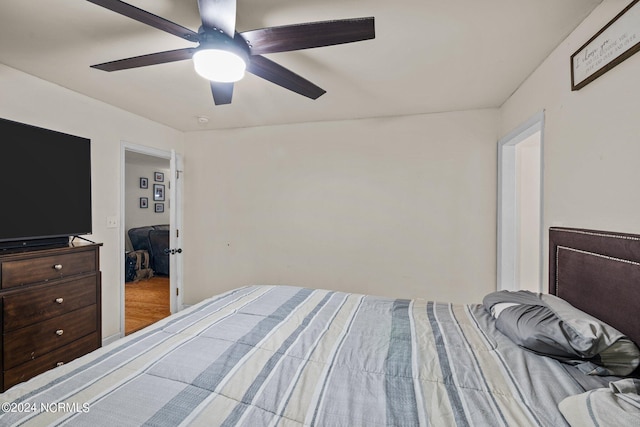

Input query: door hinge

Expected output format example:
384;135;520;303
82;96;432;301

176;288;179;296
176;229;179;238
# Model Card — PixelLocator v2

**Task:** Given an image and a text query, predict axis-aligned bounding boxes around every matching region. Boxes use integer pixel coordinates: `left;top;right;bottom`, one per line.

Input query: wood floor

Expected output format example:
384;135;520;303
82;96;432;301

125;276;170;335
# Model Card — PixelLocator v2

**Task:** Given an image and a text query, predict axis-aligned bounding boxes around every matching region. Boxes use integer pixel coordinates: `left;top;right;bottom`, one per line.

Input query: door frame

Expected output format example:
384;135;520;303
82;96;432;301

497;111;544;292
119;141;184;338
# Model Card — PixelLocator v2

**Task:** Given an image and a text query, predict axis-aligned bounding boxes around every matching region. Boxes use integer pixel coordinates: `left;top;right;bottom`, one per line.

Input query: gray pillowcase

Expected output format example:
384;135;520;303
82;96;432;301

483;291;640;376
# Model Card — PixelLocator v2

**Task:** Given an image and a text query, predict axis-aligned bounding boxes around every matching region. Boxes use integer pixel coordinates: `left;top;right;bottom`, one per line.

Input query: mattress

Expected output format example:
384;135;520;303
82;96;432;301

0;285;612;426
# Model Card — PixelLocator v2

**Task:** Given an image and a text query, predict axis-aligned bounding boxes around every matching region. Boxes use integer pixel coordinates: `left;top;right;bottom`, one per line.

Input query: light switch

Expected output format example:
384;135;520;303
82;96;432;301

106;216;118;228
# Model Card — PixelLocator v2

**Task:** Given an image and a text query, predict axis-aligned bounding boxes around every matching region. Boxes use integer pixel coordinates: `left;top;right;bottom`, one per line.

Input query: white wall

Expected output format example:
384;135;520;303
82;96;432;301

0;64;184;340
183;109;499;305
124;161;170;251
500;0;640;289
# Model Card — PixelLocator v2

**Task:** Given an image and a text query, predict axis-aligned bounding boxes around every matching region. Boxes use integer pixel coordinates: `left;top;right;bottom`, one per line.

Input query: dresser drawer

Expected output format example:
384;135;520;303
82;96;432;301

3;333;99;391
3;275;97;332
1;250;96;289
3;305;97;369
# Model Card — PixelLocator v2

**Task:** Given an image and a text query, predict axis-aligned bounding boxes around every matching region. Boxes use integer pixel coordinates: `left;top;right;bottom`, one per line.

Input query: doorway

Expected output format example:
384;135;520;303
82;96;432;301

121;143;183;337
497;112;544;293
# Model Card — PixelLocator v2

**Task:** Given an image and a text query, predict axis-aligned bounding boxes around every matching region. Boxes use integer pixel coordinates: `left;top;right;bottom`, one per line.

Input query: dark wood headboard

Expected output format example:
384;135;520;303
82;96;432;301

549;227;640;347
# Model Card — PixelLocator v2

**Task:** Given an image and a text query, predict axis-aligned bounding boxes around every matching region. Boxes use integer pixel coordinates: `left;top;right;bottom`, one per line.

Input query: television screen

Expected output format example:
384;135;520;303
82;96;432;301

0;118;92;247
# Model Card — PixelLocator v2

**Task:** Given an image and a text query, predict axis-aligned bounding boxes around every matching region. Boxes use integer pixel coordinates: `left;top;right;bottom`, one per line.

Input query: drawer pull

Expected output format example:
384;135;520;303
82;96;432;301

56;362;64;367
55;298;64;304
54;264;63;271
56;329;64;336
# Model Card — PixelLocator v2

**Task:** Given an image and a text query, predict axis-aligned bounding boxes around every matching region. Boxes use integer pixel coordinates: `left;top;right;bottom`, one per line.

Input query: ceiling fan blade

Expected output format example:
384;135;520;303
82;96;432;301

91;48;196;71
211;82;234;105
87;0;199;42
197;0;236;37
247;56;326;100
241;17;375;55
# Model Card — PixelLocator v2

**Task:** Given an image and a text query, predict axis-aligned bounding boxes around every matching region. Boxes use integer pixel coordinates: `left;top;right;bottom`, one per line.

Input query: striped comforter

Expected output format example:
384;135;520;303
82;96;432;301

1;285;611;426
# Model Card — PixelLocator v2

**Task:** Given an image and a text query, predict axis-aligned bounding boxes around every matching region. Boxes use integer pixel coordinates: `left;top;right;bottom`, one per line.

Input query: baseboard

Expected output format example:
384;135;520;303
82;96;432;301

102;332;123;347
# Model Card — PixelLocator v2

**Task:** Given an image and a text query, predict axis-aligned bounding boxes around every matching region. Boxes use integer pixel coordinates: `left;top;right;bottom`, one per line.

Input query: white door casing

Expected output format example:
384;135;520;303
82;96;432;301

497;111;544;292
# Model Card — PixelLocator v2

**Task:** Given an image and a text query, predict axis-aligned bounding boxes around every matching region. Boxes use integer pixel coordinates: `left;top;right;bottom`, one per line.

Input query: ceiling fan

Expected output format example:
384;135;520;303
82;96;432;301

87;0;375;106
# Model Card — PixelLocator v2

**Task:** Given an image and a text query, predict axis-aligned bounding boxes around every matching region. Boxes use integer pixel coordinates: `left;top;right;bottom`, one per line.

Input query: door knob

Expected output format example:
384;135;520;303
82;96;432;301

164;248;183;255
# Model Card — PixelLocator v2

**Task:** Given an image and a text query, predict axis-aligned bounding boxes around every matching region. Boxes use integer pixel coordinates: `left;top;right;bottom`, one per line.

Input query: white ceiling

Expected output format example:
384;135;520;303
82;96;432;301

126;150;170;168
0;0;601;131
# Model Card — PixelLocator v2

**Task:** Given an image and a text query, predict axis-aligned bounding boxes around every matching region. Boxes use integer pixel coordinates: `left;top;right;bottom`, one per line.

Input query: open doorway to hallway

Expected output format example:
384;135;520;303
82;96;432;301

497;112;544;293
124;151;171;334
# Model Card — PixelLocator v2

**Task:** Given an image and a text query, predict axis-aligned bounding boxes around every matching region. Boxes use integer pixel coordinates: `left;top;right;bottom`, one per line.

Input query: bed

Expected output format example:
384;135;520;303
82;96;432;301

1;227;638;426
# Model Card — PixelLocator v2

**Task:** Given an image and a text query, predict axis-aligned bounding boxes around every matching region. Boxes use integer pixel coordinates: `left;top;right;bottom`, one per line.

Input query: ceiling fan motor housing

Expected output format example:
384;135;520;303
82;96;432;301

197;27;250;63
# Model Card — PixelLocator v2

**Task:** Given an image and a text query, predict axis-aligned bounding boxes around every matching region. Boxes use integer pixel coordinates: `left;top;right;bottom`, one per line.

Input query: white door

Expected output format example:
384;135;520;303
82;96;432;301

169;150;184;312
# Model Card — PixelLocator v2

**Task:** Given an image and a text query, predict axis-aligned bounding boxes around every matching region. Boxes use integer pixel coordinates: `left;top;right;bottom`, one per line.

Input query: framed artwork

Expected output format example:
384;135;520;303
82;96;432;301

155;203;164;213
139;177;148;189
139;197;148;208
153;184;165;201
570;0;640;90
154;171;164;182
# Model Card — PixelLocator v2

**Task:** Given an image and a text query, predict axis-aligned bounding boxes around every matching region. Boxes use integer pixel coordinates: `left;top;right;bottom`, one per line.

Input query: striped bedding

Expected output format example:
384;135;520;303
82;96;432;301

0;285;612;426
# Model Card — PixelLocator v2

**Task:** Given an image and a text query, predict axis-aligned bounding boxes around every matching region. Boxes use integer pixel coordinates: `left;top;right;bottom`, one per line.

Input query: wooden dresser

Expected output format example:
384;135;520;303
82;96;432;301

0;242;102;391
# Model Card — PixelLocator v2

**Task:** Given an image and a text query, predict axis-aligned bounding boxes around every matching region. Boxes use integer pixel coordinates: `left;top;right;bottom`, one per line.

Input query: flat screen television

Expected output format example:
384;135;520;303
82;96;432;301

0;117;92;249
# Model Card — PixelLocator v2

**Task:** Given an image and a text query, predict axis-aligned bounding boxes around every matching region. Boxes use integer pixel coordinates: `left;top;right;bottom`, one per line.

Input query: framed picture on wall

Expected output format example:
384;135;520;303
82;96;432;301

155;203;164;213
140;197;148;208
570;0;640;90
153;184;165;201
140;177;148;189
154;171;164;182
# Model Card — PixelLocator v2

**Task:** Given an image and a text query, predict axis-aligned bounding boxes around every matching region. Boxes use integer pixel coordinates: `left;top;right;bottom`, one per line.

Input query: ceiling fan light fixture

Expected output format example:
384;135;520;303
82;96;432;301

193;49;247;83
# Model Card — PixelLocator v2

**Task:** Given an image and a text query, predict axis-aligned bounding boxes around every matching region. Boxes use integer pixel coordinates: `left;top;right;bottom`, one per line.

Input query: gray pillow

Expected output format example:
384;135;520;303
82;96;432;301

483;291;640;376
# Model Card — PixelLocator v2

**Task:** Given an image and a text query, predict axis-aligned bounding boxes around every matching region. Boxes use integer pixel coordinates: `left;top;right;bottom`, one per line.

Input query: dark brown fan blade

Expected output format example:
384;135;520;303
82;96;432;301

247;56;325;100
91;48;196;71
211;82;234;105
241;17;375;55
87;0;199;42
197;0;236;37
